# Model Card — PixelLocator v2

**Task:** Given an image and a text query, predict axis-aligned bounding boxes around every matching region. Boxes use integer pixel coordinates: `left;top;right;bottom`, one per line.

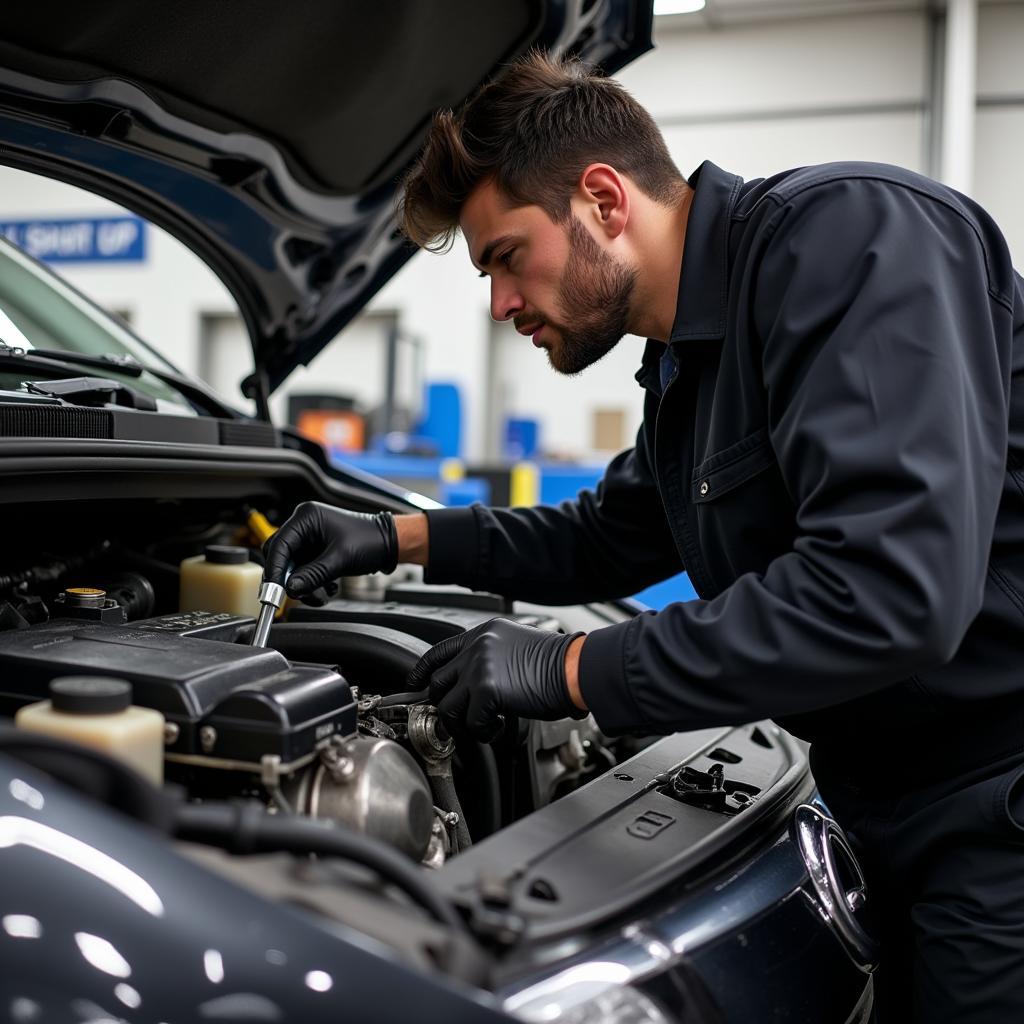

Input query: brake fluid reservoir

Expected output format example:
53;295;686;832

179;545;263;617
15;677;165;785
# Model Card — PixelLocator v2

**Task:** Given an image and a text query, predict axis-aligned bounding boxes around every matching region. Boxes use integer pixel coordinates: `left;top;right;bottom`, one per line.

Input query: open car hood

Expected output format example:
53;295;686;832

0;1;653;410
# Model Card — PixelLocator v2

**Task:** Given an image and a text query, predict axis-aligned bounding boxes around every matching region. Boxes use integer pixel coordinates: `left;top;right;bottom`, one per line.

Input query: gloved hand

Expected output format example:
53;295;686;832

406;618;586;743
262;501;399;598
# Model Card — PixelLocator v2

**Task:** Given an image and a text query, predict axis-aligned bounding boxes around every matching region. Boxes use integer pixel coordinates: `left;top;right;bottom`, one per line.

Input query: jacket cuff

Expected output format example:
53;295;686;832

579;620;648;735
423;506;483;585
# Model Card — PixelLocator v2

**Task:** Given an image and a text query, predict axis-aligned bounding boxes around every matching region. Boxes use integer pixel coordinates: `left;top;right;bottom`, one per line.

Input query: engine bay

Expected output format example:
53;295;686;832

0;491;802;982
0;501;619;875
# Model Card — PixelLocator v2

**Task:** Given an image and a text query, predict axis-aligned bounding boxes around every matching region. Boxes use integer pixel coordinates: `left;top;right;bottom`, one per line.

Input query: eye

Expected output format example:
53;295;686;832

498;248;515;268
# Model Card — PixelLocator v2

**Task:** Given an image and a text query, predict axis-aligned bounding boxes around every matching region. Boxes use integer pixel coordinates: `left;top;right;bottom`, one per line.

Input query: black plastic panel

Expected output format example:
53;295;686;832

288;597;560;644
437;725;807;940
110;408;218;443
218;418;279;447
133;609;254;641
0;618;356;762
0;403;111;438
0;401;279;448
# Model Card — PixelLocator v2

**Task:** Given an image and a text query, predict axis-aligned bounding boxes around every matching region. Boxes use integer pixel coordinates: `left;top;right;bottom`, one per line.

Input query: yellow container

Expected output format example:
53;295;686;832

510;461;540;507
180;545;263;617
16;677;165;785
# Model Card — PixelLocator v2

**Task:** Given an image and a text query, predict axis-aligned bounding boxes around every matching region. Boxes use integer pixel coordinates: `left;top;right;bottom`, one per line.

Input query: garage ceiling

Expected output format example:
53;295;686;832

659;0;1020;29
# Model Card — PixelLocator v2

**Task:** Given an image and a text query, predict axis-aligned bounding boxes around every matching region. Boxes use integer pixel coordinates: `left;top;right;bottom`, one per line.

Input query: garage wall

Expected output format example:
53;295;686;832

0;3;1021;463
620;10;929;177
975;2;1024;258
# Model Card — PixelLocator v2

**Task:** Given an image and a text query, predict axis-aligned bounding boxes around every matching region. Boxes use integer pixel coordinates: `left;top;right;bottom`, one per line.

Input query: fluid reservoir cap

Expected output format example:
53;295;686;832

50;676;132;715
204;545;249;565
62;587;107;608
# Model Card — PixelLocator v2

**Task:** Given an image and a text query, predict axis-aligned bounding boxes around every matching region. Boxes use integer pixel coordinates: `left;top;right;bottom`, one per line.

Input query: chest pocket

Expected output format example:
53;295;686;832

687;427;794;594
691;428;775;503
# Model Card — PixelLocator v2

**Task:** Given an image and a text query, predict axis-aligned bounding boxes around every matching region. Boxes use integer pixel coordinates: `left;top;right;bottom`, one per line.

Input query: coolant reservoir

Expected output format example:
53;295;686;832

15;677;165;785
179;545;263;617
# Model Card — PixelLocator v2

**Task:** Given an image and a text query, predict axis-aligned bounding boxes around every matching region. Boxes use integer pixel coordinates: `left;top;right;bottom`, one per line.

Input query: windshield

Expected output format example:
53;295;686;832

0;236;193;411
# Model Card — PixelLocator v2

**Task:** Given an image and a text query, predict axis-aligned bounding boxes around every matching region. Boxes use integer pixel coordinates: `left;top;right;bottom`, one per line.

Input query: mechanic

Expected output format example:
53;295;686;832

263;51;1024;1022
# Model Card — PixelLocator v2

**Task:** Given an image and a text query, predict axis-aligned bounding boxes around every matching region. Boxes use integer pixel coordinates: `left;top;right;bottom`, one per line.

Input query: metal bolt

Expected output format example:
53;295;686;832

199;726;217;753
260;754;282;788
323;747;355;781
163;722;180;746
699;481;709;496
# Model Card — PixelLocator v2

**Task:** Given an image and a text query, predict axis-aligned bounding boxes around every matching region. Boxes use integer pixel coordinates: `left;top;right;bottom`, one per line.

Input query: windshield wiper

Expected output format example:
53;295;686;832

26;376;158;412
0;342;237;419
0;342;128;383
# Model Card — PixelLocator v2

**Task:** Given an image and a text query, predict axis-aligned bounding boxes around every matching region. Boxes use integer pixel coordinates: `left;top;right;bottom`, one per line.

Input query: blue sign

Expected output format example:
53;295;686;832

0;216;146;263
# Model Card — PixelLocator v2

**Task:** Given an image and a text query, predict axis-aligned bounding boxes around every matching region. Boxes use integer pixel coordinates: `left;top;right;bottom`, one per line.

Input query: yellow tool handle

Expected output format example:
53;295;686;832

247;509;277;546
247;509;288;618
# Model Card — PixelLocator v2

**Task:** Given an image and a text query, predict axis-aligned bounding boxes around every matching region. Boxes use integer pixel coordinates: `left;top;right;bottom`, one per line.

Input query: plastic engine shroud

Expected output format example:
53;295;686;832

0;611;356;765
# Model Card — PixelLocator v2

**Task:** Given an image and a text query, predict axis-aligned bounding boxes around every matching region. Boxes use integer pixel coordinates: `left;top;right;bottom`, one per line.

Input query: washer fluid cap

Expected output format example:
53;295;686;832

50;676;132;715
204;545;249;565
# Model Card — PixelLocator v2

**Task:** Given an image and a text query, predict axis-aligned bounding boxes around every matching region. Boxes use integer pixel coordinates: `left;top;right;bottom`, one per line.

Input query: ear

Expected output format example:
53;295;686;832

575;164;629;240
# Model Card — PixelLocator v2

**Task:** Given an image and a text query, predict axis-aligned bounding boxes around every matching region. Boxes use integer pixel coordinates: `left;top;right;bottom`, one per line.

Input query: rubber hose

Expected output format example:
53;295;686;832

429;773;472;853
234;621;428;696
462;740;502;838
174;800;466;934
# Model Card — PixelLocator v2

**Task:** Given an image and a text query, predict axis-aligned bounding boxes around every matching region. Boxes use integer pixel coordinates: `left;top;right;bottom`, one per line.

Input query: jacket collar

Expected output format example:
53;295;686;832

635;160;743;390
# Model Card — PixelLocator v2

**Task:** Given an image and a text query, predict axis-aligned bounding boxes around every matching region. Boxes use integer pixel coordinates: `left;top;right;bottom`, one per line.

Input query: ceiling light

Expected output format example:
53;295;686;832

654;0;706;14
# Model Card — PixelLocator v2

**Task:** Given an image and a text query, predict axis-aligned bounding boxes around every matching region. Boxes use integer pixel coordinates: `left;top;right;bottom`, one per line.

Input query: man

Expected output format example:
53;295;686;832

264;52;1024;1021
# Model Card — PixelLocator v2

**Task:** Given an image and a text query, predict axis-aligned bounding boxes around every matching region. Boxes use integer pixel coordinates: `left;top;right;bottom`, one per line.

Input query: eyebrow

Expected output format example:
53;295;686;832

475;234;516;276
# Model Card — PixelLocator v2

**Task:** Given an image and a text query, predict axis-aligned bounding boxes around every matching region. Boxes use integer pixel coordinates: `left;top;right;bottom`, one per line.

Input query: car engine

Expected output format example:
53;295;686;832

0;516;613;870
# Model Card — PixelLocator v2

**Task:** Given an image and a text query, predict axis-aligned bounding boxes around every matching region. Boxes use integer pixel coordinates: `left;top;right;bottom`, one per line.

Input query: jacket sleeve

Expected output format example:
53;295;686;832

581;179;1013;733
422;419;682;605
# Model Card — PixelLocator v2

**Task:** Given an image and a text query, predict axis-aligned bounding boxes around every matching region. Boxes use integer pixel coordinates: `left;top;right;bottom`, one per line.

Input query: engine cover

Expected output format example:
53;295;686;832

0;614;356;768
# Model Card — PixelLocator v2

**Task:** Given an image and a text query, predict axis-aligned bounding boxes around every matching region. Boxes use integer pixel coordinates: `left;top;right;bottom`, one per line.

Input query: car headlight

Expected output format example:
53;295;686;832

514;983;675;1024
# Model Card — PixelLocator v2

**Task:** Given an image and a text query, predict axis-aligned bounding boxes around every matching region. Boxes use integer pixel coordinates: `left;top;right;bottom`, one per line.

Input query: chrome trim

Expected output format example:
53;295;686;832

795;803;878;972
252;581;286;648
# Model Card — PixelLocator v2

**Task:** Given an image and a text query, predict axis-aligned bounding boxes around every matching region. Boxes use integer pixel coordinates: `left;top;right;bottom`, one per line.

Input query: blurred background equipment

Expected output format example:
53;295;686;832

288;393;366;452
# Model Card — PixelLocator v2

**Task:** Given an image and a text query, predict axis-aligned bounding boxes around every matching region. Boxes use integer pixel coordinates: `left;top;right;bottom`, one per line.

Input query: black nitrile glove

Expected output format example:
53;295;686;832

263;501;399;598
406;618;586;743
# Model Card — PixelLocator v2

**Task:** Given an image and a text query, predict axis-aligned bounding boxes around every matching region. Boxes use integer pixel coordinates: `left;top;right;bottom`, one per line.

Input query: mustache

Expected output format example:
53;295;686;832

514;315;545;333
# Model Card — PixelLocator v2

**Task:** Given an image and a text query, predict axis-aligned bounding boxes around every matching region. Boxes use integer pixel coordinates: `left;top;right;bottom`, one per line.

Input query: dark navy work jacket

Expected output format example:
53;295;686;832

426;161;1024;781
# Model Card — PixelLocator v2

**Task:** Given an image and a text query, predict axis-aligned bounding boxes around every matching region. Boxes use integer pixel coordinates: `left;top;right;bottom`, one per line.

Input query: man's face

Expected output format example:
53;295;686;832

461;180;636;375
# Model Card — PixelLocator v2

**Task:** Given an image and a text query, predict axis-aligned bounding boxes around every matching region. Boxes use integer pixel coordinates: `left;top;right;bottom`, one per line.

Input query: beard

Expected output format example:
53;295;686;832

543;215;637;375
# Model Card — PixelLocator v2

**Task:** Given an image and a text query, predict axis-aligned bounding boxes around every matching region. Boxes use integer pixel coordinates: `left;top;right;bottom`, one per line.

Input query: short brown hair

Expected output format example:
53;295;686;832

400;50;687;252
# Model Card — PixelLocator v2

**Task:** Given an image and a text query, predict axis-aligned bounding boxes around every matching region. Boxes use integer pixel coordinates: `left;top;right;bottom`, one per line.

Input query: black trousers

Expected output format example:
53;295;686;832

812;747;1024;1024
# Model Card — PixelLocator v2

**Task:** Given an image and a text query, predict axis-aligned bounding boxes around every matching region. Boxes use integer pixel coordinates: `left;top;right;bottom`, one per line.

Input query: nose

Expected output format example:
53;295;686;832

489;279;524;323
